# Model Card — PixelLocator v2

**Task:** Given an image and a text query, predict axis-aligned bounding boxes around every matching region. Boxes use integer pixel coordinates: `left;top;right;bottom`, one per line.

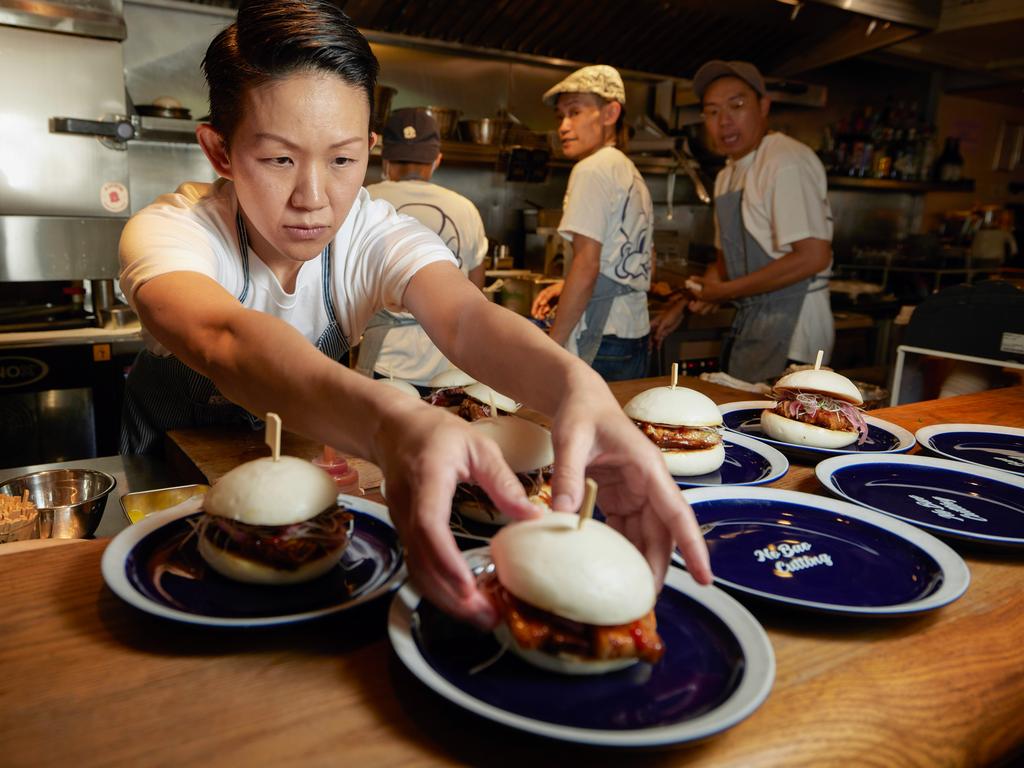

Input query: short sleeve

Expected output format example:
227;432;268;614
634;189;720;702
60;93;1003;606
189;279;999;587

558;161;612;244
770;163;832;249
118;206;221;309
464;203;488;273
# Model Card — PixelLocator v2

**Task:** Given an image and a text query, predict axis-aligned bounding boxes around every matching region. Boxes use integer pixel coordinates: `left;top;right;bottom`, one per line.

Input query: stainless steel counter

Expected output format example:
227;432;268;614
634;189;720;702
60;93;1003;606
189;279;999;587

0;454;185;539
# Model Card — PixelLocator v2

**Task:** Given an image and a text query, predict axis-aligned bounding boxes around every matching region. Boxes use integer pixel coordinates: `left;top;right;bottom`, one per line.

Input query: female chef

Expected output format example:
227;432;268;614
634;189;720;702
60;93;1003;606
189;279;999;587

118;0;710;627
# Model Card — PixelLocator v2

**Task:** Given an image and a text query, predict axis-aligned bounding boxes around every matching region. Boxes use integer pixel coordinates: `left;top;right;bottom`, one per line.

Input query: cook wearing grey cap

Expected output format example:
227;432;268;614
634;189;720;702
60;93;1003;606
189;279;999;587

651;59;835;383
531;64;655;382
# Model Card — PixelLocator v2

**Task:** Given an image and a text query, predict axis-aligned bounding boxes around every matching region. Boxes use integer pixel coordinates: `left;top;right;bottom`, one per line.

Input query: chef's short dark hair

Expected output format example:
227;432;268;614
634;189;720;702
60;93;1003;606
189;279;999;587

202;0;379;141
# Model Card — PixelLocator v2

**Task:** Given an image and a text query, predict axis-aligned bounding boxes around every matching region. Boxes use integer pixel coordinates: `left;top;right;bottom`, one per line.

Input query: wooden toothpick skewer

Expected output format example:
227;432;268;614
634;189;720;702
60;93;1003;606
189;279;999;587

671;362;679;389
489;392;498;419
814;350;824;370
577;478;598;529
265;412;282;461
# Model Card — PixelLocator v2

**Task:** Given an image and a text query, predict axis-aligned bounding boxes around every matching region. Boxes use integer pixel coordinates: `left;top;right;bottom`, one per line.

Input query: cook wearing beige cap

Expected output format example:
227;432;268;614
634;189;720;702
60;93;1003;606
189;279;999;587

652;59;835;383
532;64;654;382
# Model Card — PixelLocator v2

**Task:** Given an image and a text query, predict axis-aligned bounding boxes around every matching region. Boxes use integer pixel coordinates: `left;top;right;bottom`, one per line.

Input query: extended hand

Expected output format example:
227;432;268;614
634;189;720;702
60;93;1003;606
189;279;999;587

531;280;564;320
651;296;686;347
373;403;541;630
545;392;713;590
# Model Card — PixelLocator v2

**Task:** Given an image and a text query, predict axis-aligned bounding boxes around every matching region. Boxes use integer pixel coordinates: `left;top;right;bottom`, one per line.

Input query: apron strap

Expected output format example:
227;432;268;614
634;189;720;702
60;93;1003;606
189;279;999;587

354;310;422;376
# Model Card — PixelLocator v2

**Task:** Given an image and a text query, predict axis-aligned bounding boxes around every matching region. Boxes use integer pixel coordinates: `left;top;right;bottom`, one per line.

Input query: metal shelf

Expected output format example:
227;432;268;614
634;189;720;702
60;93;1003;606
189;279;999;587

827;176;975;193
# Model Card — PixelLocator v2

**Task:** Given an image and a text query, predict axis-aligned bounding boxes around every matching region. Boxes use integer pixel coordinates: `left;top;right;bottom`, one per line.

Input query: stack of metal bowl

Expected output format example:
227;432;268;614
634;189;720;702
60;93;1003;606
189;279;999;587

424;106;461;140
0;469;116;539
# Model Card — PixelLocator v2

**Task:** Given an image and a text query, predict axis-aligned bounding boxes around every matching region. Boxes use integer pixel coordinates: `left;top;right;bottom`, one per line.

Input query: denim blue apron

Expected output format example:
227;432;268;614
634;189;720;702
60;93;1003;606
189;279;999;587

574;274;639;365
717;188;827;382
120;212;349;455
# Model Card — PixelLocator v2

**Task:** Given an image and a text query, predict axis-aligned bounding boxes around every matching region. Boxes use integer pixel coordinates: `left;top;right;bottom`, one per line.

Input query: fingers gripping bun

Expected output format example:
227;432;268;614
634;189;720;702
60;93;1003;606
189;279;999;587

760;408;858;448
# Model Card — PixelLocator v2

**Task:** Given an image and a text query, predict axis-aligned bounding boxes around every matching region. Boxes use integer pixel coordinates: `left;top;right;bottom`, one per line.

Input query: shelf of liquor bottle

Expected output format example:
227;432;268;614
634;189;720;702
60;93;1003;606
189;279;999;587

827;176;975;193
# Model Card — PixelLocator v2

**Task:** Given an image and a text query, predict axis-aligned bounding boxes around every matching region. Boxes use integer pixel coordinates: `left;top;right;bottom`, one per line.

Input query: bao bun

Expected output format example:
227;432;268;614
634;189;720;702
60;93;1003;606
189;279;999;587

771;369;863;406
457;417;553;525
471;417;553;473
205;456;338;526
428;368;476;389
378;378;420;398
197;535;344;585
200;456;344;584
490;512;655;674
623;386;722;428
464;382;520;414
623;386;725;477
760;409;858;448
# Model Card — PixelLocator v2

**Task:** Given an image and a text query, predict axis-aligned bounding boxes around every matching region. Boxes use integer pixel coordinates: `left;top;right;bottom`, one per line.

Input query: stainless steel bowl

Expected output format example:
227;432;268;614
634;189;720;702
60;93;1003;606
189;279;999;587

0;469;116;539
459;118;509;145
425;106;461;139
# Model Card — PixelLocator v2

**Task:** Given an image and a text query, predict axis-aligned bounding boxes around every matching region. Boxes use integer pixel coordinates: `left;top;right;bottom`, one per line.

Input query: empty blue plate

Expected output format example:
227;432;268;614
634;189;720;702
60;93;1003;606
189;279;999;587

676;487;969;615
917;423;1024;477
673;432;789;488
719;400;915;462
816;454;1024;547
101;494;405;626
388;549;774;747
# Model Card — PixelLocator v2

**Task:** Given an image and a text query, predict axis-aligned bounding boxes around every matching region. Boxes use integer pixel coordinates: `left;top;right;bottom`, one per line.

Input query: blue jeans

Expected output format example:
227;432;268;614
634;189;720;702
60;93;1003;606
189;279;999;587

591;334;650;382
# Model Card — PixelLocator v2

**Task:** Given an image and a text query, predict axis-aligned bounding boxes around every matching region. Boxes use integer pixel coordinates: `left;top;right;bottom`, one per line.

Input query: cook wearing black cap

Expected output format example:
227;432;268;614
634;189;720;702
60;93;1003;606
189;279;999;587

358;108;488;386
652;60;834;383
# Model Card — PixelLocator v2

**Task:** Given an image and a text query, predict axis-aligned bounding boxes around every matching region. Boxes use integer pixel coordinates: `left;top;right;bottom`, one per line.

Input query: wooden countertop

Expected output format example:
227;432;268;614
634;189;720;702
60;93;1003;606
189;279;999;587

3;381;1024;767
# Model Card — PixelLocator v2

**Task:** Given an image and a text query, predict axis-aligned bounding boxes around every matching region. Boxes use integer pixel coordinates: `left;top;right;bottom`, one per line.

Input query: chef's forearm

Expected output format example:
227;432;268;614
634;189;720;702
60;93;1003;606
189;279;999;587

549;241;601;346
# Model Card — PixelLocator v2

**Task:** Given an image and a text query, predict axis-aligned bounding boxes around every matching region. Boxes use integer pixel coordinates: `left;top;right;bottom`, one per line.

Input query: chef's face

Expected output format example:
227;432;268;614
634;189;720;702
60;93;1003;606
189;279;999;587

555;93;618;160
701;76;769;161
203;71;376;271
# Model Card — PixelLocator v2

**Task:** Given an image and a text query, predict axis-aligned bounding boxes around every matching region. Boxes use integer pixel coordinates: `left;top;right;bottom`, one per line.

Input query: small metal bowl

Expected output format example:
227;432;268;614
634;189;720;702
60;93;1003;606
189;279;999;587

0;469;116;539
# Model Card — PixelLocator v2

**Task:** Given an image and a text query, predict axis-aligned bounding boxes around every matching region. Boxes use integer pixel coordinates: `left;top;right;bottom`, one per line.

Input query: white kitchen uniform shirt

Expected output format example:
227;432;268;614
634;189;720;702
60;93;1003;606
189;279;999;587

365;179;488;384
558;146;652;355
119;179;456;357
713;132;834;364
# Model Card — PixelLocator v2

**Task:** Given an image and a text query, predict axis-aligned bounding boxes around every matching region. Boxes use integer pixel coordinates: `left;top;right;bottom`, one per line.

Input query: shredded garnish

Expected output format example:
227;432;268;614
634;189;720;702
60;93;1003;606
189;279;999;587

775;391;869;444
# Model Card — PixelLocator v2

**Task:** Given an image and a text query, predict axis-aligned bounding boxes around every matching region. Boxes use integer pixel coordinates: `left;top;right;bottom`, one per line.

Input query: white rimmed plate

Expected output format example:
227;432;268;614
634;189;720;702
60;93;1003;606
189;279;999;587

388;548;774;748
720;400;915;460
101;494;405;626
916;423;1024;477
816;453;1024;547
674;486;969;616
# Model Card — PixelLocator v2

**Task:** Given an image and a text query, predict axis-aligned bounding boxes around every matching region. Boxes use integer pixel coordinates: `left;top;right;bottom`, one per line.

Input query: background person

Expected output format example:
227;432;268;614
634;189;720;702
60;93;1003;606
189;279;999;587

359;107;487;388
530;65;654;382
118;0;711;629
651;60;834;383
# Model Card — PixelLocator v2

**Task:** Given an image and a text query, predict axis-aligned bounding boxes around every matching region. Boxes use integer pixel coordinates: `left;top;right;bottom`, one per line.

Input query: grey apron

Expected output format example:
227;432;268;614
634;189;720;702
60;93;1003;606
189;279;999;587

574;273;639;365
717;187;825;382
354;310;421;377
120;211;349;455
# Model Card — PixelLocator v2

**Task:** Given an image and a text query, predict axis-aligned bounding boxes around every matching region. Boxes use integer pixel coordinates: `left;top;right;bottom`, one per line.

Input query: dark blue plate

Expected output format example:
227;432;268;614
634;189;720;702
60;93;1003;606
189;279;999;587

917;423;1024;477
719;401;915;462
816;454;1024;547
677;487;968;615
674;433;788;488
101;495;405;626
388;551;774;747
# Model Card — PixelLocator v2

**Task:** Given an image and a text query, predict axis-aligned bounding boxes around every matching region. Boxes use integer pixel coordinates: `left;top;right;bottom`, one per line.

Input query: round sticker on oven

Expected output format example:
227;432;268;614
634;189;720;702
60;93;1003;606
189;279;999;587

101;182;129;213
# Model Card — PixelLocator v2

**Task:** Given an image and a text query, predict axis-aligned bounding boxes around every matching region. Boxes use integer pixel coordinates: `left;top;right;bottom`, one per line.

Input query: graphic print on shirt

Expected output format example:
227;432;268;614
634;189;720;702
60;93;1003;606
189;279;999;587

396;203;463;266
614;180;651;281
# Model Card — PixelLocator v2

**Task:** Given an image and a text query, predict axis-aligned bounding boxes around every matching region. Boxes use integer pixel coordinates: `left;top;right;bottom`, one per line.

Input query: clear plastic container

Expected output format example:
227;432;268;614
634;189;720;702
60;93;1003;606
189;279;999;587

312;446;361;495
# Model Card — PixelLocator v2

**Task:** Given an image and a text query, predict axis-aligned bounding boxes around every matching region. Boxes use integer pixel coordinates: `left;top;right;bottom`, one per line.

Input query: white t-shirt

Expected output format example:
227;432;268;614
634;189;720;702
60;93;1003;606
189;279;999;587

713;132;834;364
558;146;652;354
119;179;456;356
365;179;488;384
